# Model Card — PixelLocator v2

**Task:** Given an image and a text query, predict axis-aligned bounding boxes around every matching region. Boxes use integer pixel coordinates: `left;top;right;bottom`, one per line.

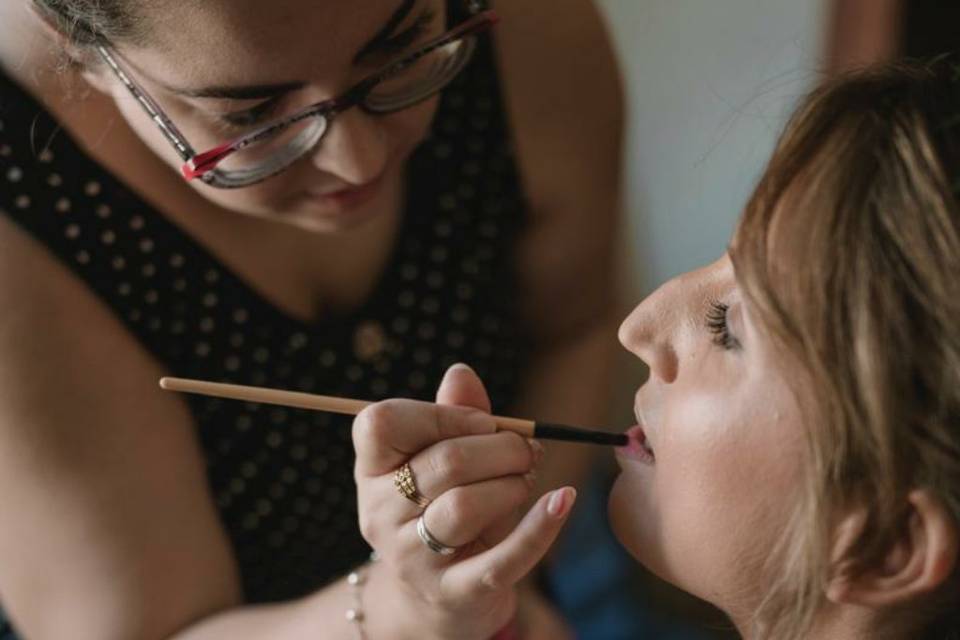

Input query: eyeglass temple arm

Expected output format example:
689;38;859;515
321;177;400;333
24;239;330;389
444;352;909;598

96;46;198;163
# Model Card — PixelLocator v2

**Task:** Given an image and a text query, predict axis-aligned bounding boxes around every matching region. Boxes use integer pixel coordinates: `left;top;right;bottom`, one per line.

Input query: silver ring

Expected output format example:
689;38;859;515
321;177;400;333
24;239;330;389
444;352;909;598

416;514;457;556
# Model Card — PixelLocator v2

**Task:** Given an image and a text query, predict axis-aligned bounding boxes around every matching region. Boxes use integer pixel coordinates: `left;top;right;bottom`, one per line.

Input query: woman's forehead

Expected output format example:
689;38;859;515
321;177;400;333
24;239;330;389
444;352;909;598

125;0;426;87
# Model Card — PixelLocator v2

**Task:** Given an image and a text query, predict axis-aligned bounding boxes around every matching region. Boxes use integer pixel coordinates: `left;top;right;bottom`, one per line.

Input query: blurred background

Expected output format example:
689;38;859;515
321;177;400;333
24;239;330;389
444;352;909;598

597;0;824;294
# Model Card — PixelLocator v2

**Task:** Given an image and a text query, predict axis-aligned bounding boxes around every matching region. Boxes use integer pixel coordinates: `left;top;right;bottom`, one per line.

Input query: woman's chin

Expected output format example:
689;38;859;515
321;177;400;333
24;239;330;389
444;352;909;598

280;194;382;232
608;474;651;564
608;474;679;589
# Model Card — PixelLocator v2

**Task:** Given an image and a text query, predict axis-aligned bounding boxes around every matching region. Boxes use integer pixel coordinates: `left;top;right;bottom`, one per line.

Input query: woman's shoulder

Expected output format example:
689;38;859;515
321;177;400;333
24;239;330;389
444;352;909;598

490;0;624;144
0;210;204;499
0;214;163;392
489;0;624;216
487;0;624;333
0;214;243;640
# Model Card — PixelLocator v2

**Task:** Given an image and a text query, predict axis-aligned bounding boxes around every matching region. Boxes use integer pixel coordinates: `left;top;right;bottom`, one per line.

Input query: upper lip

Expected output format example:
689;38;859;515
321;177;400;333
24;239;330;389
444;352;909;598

633;395;655;455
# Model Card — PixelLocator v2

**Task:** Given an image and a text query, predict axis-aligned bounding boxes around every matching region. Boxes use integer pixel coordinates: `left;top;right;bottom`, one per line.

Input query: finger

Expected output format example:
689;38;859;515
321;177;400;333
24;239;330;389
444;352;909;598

366;431;540;528
353;398;496;476
443;487;577;598
411;432;539;504
435;363;491;413
422;475;534;548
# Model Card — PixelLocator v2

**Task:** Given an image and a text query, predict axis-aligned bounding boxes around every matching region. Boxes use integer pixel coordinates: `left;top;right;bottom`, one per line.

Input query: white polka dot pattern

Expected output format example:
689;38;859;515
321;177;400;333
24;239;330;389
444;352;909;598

0;20;527;621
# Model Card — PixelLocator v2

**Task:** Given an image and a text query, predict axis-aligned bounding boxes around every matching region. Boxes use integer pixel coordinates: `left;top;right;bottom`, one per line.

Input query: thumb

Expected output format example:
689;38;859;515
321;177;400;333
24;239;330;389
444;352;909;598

436;363;491;413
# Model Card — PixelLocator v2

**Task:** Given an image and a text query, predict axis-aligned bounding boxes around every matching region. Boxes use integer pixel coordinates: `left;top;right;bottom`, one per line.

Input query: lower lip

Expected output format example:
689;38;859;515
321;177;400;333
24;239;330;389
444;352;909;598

305;177;382;212
616;425;656;465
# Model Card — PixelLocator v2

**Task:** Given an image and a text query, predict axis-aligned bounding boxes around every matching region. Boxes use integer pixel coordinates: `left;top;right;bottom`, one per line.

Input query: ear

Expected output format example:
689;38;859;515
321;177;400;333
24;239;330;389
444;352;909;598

826;490;959;608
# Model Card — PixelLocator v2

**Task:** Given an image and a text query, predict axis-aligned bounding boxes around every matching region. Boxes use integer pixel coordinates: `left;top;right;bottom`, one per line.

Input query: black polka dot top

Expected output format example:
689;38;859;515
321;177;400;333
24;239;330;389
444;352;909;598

0;24;530;636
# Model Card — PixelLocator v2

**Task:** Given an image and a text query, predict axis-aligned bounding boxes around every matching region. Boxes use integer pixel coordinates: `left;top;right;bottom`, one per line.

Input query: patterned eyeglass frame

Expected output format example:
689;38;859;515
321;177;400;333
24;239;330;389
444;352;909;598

94;7;498;189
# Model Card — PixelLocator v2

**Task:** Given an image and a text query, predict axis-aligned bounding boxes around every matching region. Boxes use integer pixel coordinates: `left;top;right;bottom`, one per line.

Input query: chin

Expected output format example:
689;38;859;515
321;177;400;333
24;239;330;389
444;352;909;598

608;474;650;564
209;184;390;233
608;474;681;590
292;196;389;232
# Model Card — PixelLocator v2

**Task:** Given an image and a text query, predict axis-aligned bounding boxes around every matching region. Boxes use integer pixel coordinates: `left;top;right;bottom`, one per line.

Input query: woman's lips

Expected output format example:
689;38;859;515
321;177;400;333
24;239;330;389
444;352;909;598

616;424;656;464
305;175;382;211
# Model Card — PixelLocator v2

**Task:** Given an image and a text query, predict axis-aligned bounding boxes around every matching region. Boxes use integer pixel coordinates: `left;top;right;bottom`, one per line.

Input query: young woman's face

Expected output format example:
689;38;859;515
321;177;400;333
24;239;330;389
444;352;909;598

92;0;447;231
610;254;807;620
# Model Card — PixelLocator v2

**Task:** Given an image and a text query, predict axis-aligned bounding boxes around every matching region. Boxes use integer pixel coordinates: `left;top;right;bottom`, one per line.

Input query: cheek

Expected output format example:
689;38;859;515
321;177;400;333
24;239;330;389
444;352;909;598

663;396;800;570
381;95;440;156
611;381;805;609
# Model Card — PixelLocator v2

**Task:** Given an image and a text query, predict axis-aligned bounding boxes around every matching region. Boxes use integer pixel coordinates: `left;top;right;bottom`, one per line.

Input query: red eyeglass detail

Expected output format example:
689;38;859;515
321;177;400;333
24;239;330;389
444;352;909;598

181;142;236;180
179;9;498;182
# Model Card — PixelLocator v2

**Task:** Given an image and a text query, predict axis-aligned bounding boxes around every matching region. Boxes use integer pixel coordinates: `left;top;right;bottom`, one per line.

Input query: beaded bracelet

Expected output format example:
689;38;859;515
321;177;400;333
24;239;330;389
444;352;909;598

345;552;378;640
346;552;518;640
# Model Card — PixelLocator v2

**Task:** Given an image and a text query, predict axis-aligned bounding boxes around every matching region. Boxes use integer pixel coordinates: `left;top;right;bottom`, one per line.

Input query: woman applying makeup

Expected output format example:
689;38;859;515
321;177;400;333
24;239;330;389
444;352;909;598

0;0;623;638
355;61;960;638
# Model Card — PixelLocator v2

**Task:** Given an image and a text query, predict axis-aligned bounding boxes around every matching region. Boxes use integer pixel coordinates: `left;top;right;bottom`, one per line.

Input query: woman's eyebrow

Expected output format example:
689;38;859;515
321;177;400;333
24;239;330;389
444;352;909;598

173;81;306;100
353;0;418;63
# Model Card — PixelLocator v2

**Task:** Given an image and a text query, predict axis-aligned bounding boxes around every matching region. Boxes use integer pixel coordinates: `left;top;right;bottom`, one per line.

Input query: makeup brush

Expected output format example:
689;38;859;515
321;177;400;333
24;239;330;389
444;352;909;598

159;377;628;446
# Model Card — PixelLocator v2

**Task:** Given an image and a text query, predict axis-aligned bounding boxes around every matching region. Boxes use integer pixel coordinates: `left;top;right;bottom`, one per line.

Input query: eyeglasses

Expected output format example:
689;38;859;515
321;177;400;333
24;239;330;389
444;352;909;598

95;9;498;189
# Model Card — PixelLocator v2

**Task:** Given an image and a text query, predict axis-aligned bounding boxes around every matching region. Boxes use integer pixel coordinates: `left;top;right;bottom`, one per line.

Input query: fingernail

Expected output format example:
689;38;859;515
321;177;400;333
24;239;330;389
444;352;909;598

547;487;575;517
526;438;546;464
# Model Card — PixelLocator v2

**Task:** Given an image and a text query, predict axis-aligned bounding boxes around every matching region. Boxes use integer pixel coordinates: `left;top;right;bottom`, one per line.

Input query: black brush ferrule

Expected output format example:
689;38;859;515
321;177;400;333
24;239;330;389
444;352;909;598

534;422;628;446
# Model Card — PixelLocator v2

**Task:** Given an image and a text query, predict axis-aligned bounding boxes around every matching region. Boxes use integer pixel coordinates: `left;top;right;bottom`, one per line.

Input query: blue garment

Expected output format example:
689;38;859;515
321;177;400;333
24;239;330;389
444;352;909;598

547;473;714;640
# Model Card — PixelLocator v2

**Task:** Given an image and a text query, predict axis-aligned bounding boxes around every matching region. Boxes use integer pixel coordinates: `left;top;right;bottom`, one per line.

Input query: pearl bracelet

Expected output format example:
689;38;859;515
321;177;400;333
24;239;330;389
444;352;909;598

346;552;378;640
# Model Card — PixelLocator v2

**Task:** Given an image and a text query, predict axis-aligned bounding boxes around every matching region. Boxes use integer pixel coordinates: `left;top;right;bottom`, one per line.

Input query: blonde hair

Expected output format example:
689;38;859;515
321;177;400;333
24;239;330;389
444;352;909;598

732;62;960;639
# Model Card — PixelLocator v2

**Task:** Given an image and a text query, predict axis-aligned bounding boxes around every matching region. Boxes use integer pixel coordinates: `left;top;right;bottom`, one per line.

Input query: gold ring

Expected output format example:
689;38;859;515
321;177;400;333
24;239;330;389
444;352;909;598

394;463;431;509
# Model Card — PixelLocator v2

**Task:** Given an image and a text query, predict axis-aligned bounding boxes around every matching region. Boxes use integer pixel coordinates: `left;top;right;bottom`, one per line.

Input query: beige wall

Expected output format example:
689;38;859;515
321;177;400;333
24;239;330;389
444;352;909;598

596;0;825;295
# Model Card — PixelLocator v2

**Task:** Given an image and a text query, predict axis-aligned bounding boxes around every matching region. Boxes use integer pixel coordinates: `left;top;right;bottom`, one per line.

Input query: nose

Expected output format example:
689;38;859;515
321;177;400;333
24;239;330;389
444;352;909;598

312;108;389;185
618;282;682;383
618;256;732;383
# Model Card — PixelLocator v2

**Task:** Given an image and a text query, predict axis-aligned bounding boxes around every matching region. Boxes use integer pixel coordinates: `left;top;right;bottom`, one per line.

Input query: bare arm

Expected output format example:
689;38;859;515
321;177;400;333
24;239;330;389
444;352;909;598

825;0;903;74
0;221;420;640
493;0;625;491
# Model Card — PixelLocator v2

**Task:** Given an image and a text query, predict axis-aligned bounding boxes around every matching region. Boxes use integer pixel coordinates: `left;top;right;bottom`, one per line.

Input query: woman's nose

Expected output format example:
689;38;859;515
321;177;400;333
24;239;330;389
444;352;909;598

312;109;389;185
618;283;681;384
619;256;732;384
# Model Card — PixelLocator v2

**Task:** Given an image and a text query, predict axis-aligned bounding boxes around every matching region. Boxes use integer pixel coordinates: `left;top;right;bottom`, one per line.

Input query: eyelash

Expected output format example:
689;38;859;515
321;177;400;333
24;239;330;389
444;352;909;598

215;9;436;129
706;301;741;351
217;96;284;129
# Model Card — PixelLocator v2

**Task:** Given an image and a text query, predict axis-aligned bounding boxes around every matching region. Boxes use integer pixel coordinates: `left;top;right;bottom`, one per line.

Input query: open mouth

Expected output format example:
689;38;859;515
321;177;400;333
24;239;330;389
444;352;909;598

619;424;656;464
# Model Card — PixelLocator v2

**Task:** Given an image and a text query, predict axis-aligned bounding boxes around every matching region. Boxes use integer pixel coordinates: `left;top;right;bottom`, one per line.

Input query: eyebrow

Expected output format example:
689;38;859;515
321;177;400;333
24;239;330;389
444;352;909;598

354;0;417;63
174;81;306;100
169;0;417;100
